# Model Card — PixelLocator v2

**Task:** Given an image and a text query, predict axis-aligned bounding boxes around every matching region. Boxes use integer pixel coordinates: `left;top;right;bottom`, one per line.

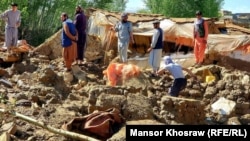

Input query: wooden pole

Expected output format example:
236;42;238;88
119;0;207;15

0;108;100;141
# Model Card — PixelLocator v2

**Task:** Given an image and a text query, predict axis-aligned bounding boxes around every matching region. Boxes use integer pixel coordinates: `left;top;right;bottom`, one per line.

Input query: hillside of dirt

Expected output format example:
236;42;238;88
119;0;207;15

1;26;250;141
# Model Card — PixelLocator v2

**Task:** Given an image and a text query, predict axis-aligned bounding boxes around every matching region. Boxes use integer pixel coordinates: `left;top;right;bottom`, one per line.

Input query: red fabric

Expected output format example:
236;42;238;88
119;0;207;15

194;37;207;63
61;108;124;139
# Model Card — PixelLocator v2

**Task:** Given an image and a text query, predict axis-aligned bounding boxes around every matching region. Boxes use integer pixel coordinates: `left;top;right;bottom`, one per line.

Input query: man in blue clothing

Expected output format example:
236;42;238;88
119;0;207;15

0;2;21;54
61;12;78;72
157;56;197;97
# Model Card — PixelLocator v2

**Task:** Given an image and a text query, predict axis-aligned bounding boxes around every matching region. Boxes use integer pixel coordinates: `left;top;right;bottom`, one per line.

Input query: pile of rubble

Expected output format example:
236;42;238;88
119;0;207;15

0;10;250;140
0;41;249;141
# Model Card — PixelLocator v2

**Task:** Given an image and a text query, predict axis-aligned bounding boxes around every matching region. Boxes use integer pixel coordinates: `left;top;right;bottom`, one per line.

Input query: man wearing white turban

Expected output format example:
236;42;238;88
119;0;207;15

157;56;196;97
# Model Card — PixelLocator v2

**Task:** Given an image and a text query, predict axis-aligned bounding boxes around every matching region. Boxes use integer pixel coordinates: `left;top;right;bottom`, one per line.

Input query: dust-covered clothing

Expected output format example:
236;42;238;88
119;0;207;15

163;56;187;97
149;28;163;72
149;49;162;72
193;18;208;64
115;21;133;62
0;9;21;48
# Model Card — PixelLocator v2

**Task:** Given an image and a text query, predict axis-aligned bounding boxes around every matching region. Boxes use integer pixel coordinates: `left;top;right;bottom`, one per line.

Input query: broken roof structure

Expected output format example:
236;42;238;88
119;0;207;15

13;8;250;71
86;8;250;65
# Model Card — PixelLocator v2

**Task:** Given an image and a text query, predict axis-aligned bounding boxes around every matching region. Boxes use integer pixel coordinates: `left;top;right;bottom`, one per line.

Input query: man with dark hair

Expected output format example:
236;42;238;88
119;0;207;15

61;12;78;72
147;20;163;77
0;2;21;54
74;5;87;65
193;10;209;67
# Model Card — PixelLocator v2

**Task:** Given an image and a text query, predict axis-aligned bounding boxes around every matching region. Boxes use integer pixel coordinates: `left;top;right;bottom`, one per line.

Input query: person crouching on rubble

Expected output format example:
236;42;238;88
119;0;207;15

61;12;78;72
157;56;197;97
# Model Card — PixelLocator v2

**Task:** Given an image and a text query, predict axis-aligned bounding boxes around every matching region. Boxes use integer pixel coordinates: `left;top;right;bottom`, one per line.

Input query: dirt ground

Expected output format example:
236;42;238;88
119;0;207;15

0;49;250;141
0;28;250;141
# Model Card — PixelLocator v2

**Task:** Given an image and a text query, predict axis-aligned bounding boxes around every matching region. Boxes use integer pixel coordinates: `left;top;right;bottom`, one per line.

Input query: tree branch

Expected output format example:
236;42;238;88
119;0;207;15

0;108;100;141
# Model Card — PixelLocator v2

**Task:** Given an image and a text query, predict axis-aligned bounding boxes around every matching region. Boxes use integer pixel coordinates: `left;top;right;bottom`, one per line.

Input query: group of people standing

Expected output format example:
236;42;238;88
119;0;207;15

0;3;87;72
61;5;87;72
1;3;206;97
113;10;207;97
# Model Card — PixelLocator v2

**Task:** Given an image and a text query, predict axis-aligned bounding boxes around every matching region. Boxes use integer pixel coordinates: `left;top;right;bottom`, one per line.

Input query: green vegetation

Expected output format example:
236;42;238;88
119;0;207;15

143;0;224;18
0;0;128;46
0;0;224;46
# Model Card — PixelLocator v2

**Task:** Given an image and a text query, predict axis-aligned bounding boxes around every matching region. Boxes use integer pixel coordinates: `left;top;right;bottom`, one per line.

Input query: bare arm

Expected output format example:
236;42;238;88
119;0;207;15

182;67;197;79
193;21;196;45
157;68;171;76
129;22;134;43
0;10;8;21
204;20;209;40
157;68;165;75
16;11;21;27
130;31;134;43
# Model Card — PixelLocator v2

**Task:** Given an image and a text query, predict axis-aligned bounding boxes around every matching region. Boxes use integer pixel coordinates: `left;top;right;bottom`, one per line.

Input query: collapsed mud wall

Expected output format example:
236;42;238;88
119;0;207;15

32;29;103;62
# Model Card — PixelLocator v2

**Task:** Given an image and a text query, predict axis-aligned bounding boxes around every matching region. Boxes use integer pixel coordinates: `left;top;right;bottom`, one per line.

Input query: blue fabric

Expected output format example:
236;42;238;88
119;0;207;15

154;28;163;49
163;56;185;79
163;56;173;65
115;21;132;43
163;56;187;97
165;64;185;79
170;78;187;97
61;20;76;47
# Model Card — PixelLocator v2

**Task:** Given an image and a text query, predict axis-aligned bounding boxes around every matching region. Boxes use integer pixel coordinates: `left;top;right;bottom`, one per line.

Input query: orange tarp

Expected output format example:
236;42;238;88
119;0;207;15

103;63;141;86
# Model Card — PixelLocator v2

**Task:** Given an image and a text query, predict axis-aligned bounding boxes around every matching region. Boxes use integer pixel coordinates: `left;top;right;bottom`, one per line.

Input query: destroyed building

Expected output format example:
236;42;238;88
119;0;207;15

0;8;250;141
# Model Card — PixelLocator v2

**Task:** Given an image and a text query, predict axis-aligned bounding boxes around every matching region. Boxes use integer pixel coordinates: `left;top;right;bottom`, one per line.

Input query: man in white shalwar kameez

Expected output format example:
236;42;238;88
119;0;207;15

147;20;163;77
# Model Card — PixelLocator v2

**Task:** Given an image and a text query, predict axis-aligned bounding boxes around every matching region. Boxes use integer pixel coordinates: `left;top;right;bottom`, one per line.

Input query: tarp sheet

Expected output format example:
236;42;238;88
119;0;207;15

87;9;250;54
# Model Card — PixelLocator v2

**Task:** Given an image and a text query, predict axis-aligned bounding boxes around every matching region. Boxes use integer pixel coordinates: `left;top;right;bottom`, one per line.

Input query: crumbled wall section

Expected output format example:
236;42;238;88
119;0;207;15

32;29;103;61
85;35;103;61
160;96;206;124
32;30;62;60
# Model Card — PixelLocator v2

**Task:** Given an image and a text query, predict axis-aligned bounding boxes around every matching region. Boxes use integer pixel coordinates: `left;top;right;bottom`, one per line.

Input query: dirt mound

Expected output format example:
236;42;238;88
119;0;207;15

1;10;250;141
0;50;249;140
